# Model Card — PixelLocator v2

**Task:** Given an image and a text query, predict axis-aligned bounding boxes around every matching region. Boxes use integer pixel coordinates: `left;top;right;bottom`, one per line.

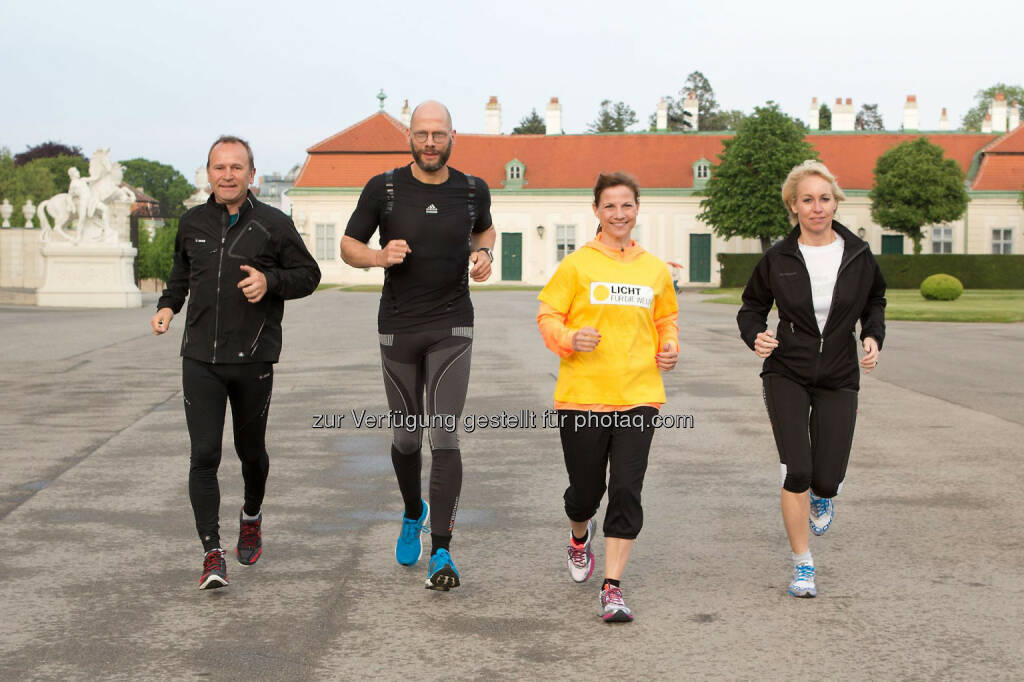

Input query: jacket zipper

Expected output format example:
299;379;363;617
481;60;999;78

212;213;229;363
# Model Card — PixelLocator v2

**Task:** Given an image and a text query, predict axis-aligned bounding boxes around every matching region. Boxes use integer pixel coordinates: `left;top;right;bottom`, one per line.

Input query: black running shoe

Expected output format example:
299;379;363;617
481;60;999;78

199;549;228;590
236;508;262;566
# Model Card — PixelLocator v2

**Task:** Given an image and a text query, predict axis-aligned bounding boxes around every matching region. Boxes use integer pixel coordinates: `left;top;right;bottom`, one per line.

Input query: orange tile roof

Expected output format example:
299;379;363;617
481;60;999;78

294;112;1013;192
972;126;1024;190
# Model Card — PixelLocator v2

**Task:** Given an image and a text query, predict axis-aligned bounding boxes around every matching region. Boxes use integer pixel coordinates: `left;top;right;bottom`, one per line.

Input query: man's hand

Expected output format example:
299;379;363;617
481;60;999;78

238;265;267;303
377;239;411;267
469;249;492;282
151;308;174;335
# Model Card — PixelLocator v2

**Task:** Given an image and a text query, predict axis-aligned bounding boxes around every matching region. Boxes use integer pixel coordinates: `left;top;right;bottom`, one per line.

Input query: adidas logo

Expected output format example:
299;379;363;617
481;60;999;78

425;204;438;215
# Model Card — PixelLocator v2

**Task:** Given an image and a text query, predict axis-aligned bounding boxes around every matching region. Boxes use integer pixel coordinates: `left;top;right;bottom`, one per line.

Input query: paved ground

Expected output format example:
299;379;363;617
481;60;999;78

1;290;1022;680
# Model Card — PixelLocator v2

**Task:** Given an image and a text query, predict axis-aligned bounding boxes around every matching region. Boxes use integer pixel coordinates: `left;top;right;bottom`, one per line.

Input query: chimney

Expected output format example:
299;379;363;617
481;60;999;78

991;93;1008;132
1010;101;1020;131
834;97;855;131
400;99;411;128
485;96;501;135
982;113;992;133
808;97;819;130
683;90;699;131
656;97;668;131
939;107;949;131
545;97;562;135
903;95;919;131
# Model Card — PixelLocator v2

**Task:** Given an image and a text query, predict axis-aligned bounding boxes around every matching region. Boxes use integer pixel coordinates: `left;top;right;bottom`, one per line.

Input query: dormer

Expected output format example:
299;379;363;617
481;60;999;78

504;158;526;189
692;158;712;189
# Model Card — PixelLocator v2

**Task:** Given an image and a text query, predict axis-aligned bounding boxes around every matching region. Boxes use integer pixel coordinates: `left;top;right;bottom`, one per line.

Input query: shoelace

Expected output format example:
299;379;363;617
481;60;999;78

239;520;260;547
568;543;590;567
401;516;429;541
203;550;224;573
603;586;625;607
794;564;815;583
810;496;830;517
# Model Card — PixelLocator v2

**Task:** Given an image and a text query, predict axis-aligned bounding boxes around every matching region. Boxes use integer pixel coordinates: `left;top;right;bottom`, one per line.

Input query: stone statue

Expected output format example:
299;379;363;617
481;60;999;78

0;198;11;227
183;166;210;209
22;199;36;228
38;150;135;244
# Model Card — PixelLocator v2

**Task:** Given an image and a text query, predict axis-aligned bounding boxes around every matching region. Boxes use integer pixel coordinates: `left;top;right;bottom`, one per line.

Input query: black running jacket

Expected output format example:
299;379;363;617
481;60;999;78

737;221;886;391
157;191;321;364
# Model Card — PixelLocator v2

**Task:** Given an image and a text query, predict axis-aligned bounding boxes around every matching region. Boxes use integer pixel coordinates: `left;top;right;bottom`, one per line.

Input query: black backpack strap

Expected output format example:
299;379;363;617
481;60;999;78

465;174;477;228
383;168;396;227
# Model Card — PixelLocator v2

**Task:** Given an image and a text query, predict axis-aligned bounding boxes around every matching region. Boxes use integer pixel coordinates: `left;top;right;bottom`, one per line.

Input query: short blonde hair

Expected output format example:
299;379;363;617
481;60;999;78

781;160;846;226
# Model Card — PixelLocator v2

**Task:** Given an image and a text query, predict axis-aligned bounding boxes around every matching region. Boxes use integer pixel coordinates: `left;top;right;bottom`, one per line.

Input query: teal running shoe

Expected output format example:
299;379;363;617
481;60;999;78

424;548;461;591
395;500;429;566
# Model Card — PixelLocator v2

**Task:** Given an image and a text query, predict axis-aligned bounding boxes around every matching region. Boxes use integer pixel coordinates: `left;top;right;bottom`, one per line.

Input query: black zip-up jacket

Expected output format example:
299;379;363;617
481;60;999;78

157;191;321;364
737;221;886;391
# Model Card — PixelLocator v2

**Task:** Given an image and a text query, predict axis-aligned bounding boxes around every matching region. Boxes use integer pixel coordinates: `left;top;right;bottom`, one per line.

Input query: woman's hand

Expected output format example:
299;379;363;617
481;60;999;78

571;326;601;352
860;337;879;373
754;329;779;358
656;343;678;371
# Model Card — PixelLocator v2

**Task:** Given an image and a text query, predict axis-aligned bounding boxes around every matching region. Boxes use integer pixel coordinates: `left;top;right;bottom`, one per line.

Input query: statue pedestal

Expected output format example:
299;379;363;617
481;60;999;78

37;242;142;308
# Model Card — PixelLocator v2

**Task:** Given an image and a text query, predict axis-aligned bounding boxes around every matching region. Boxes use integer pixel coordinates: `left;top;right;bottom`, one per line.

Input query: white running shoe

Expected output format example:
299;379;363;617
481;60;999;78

566;519;595;583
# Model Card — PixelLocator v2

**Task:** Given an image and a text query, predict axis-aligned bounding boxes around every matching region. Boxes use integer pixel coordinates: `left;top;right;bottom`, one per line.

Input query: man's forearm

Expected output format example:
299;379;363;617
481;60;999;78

341;236;381;268
470;226;496;252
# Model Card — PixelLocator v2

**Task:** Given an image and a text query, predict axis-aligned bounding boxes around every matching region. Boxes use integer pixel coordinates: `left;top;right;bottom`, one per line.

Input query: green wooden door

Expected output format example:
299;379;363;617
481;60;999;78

689;234;711;282
501;232;522;281
881;235;904;255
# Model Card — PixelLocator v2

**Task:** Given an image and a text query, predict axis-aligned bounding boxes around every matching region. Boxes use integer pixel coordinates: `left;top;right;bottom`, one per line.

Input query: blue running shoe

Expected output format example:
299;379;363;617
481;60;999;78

395;500;429;566
809;492;834;536
424;548;461;591
788;562;817;598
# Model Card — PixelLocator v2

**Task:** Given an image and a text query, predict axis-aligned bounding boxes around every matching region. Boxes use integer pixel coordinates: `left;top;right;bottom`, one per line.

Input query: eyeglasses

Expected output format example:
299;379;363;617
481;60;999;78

411;131;450;144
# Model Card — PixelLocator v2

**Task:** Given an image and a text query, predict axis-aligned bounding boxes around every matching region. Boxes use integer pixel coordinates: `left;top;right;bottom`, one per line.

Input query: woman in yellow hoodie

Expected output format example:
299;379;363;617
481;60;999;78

537;172;678;623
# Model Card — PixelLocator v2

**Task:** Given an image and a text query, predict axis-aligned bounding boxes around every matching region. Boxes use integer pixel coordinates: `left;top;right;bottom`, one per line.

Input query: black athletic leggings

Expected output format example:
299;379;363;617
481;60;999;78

183;358;272;552
558;407;657;540
380;327;472;541
761;373;857;498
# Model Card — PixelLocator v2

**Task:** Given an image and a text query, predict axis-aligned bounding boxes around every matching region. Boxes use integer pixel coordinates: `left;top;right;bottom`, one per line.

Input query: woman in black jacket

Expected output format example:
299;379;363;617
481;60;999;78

737;160;886;598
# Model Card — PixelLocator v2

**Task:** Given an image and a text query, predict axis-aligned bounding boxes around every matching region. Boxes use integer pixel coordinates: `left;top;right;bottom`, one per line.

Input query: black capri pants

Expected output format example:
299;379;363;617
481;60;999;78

558;407;657;540
762;373;857;498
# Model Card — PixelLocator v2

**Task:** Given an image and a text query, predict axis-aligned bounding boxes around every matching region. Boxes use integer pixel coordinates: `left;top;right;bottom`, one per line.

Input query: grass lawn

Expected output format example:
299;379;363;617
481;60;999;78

697;288;1024;323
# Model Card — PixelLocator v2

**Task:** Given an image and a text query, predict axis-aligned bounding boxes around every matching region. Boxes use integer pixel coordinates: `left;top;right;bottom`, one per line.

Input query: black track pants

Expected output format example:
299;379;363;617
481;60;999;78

380;327;472;539
762;373;857;498
558;407;657;540
183;358;272;552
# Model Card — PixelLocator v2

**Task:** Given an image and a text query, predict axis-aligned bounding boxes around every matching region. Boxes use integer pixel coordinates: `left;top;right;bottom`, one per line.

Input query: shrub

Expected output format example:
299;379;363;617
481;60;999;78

920;274;963;301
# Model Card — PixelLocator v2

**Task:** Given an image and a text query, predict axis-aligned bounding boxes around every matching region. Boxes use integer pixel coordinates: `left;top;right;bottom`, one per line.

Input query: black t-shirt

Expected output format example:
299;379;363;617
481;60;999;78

345;164;492;333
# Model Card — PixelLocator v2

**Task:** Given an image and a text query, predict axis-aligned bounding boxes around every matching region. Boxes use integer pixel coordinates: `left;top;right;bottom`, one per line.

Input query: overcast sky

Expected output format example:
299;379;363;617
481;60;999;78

4;0;1020;183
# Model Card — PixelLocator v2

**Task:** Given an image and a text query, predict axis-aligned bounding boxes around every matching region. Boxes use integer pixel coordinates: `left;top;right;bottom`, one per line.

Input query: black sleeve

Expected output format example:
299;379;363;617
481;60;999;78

344;174;386;243
156;215;192;313
472;178;492;233
264;216;321;300
736;253;774;351
859;254;887;350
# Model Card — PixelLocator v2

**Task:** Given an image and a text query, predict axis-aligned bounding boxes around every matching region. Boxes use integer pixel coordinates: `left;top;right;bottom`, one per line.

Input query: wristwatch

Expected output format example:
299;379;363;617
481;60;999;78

477;247;493;262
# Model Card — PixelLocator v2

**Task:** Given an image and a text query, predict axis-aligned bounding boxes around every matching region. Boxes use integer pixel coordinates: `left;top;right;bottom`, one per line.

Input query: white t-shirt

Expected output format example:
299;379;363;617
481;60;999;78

798;235;844;333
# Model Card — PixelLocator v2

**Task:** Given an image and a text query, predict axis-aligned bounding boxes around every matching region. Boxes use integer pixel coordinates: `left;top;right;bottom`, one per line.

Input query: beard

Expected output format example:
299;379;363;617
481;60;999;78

410;140;452;172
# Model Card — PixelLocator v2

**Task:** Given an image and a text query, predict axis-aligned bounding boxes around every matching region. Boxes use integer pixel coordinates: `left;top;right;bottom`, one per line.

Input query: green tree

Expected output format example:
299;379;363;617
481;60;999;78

14;141;83;166
512;108;546;134
120;158;194;219
706;109;746;131
24;155;89;193
650;70;734;131
0;148;58;226
137;220;178;282
697;102;818;252
855;103;885;131
962;83;1024;131
869;137;969;254
818;103;832;130
587;100;638;133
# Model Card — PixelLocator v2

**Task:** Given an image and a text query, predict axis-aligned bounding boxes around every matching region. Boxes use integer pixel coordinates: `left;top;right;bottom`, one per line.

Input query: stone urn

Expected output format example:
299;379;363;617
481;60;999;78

22;198;36;228
0;198;12;228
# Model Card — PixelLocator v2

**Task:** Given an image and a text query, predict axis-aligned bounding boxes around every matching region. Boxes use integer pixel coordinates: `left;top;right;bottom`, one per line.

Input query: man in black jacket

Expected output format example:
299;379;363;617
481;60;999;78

151;135;320;590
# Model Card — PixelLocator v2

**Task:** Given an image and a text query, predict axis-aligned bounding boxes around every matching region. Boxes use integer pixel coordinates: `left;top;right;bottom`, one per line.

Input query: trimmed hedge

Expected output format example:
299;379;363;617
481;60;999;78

718;253;1024;289
920;274;964;300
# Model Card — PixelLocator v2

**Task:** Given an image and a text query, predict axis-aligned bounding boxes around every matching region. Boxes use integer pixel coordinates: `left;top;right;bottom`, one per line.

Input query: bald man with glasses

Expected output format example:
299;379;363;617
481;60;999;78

341;100;495;592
